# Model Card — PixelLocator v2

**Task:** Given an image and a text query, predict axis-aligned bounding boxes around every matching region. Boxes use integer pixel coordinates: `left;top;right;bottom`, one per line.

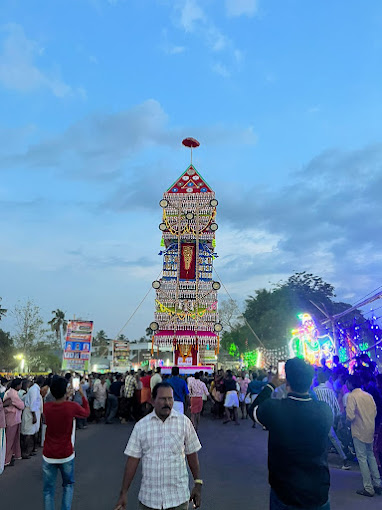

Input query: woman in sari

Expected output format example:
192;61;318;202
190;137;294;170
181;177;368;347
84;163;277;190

3;378;24;467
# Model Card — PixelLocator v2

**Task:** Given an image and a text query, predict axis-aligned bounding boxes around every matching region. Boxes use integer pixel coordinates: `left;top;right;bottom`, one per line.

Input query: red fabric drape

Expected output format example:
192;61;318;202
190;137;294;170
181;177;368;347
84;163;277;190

179;242;196;280
174;345;198;365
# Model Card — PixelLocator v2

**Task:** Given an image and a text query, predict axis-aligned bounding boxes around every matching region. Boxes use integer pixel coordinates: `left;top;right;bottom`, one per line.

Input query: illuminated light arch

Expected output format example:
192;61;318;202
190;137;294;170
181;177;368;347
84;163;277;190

289;313;335;366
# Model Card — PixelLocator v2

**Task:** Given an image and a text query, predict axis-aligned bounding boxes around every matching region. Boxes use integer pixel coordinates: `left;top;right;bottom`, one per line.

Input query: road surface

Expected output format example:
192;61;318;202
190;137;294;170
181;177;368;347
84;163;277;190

0;415;378;509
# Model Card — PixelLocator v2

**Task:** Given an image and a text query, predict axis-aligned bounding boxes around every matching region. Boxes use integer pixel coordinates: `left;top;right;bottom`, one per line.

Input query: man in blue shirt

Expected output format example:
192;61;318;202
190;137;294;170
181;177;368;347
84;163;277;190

168;367;190;414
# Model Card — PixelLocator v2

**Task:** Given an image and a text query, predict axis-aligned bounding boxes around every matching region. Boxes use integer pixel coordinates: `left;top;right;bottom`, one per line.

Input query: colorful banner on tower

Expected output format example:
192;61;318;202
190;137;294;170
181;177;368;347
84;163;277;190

62;320;93;372
111;340;130;372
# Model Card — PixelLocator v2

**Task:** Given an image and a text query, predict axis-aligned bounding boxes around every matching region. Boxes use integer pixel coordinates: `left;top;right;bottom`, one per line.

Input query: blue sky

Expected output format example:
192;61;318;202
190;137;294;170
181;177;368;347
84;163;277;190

1;0;382;340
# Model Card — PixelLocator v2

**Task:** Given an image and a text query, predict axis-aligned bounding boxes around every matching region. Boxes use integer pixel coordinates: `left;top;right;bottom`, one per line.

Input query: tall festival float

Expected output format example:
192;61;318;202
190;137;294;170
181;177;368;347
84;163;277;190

149;138;222;369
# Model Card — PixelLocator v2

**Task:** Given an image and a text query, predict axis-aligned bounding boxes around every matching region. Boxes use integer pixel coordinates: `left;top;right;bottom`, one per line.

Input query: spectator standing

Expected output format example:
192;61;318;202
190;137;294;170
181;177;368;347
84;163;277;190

168;366;190;414
188;372;210;431
43;376;90;510
223;370;240;425
113;382;202;510
346;375;382;497
0;396;6;474
140;371;152;414
250;358;333;510
246;373;267;403
93;375;108;423
237;372;251;419
314;370;350;470
121;370;138;423
3;378;25;467
150;367;162;391
0;377;7;399
26;375;45;453
106;374;123;424
21;379;40;458
376;374;382;469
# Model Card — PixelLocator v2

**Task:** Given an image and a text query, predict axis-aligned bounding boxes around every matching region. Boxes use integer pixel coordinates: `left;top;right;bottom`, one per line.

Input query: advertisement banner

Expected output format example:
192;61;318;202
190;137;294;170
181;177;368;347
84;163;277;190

62;320;93;372
111;340;130;372
199;346;217;365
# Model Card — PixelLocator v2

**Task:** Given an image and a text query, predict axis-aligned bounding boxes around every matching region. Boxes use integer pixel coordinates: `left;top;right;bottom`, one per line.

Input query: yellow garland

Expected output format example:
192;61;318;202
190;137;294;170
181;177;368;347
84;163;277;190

155;299;217;320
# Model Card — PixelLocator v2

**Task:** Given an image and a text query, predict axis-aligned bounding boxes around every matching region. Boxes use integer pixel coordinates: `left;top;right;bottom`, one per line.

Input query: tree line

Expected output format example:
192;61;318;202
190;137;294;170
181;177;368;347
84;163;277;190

220;272;372;355
0;297;148;372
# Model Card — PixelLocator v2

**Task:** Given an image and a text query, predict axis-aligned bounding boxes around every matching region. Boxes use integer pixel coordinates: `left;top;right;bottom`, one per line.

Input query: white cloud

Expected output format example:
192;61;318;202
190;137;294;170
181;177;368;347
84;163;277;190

205;25;228;52
174;0;229;52
1;98;257;180
171;0;242;74
307;105;321;114
225;0;258;18
0;24;71;97
168;45;186;54
161;28;186;55
178;0;205;32
212;62;231;78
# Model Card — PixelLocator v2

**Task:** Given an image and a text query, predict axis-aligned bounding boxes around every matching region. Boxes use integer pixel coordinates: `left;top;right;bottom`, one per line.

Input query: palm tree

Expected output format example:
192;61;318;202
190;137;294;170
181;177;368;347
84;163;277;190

48;309;68;349
94;330;109;357
0;298;7;321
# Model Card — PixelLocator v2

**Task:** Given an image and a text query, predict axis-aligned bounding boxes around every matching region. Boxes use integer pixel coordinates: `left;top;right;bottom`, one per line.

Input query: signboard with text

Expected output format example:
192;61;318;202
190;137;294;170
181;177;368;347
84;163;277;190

111;340;130;372
62;320;93;372
199;346;217;365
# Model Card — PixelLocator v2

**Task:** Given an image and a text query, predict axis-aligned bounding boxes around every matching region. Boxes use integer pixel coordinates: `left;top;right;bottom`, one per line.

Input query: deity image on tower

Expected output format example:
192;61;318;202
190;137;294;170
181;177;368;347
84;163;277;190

149;138;222;366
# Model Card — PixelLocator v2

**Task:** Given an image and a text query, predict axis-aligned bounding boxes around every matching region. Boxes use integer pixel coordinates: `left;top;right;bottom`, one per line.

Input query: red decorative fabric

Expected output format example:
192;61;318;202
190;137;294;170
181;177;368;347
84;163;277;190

174;345;198;365
190;397;203;414
180;243;196;280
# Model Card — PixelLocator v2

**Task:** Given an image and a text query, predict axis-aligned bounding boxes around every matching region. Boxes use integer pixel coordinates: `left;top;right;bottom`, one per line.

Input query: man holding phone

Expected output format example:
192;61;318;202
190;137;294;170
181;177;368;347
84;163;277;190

114;382;203;510
249;358;333;510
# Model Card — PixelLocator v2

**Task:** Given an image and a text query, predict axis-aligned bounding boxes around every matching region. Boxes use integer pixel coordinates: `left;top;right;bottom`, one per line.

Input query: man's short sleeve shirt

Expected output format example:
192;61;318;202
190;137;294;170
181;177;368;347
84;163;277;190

124;409;201;509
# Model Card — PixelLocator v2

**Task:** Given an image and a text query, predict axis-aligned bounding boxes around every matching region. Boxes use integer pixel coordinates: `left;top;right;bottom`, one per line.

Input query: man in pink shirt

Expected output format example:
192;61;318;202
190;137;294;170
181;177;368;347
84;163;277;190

3;378;25;467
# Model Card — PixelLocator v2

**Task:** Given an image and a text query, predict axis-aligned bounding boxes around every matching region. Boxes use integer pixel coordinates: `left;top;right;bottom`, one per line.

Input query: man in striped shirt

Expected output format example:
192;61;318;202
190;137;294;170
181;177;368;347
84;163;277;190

314;370;350;470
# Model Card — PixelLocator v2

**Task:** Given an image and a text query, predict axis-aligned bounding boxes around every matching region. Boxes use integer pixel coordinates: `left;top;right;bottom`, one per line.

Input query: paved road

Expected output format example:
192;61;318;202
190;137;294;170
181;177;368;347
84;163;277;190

0;415;378;510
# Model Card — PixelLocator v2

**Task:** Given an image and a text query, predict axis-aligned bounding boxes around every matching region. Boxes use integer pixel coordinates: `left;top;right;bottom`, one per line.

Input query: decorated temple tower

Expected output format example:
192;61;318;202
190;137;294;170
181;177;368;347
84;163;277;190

150;138;222;366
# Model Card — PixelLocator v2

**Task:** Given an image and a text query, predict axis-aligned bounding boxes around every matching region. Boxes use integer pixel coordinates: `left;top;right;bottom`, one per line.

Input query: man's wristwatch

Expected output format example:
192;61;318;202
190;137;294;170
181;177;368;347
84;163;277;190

194;479;203;485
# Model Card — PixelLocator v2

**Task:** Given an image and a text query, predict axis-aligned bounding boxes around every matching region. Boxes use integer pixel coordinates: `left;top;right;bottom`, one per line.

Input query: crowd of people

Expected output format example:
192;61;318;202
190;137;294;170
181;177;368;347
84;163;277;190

1;352;382;509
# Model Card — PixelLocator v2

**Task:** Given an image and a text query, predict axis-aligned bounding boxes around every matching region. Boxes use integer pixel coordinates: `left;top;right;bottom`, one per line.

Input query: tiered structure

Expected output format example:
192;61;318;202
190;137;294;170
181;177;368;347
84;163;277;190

150;138;222;366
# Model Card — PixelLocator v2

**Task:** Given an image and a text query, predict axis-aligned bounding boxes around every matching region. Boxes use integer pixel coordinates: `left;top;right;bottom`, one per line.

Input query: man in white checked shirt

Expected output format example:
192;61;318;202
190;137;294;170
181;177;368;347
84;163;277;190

114;382;203;510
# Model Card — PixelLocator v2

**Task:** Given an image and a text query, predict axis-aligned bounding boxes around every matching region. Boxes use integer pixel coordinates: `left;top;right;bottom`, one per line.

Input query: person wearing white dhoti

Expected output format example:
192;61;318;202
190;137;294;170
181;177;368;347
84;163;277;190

21;377;44;458
223;370;240;425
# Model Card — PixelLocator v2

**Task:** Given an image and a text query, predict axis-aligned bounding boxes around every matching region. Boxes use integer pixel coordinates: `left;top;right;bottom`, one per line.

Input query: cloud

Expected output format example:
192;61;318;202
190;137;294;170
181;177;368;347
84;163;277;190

178;0;206;32
212;62;231;78
217;143;382;298
168;45;186;55
171;0;242;75
1;99;174;179
0;99;257;181
307;105;320;114
0;24;72;97
225;0;258;18
175;1;227;52
161;28;186;55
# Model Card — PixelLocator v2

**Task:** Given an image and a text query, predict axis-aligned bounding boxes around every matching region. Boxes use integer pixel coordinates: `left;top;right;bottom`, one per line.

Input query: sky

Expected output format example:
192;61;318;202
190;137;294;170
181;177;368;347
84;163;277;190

1;0;382;341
